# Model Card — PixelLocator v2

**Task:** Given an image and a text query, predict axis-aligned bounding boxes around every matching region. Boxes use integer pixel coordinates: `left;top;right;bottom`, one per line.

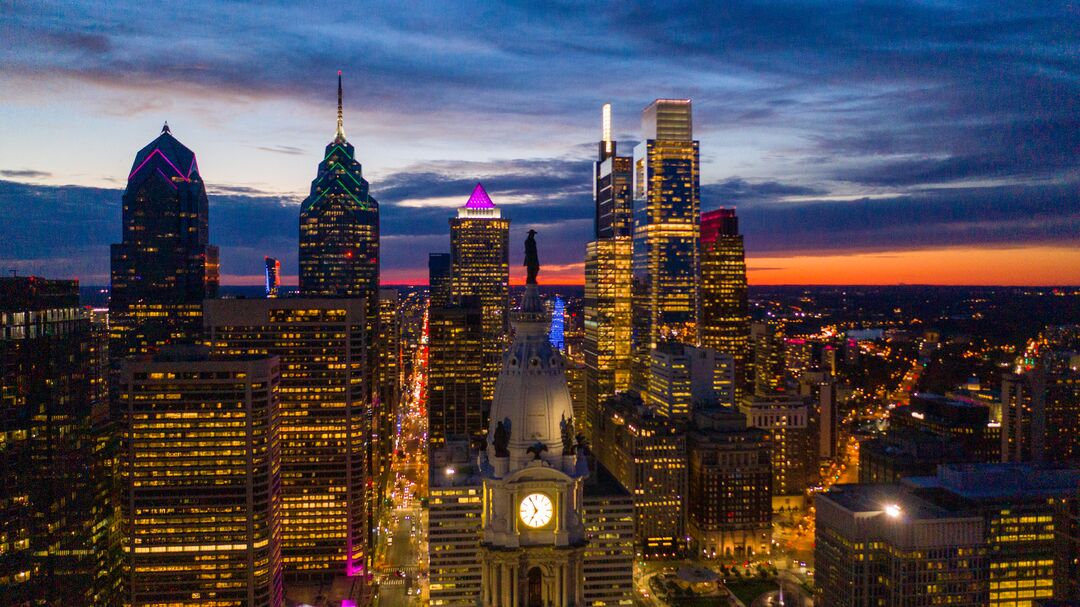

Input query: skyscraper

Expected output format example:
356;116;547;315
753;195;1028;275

299;71;379;304
265;256;281;297
631;99;700;384
700;208;751;400
0;277;119;605
428;252;453;309
119;348;282;607
204;298;369;579
110;123;219;359
594;103;633;240
584;105;634;443
549;295;565;350
427;296;485;447
449;183;509;405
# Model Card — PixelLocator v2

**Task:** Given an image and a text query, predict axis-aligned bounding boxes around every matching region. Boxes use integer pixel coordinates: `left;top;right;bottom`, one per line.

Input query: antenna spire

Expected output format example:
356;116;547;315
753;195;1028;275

602;103;612;154
335;70;346;142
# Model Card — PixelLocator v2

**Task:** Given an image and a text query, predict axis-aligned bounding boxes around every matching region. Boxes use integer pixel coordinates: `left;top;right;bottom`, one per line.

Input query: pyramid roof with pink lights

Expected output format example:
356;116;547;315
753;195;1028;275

464;183;496;209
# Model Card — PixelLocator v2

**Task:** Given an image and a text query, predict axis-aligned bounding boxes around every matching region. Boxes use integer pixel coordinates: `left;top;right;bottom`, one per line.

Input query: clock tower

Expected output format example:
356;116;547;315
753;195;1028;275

479;233;588;607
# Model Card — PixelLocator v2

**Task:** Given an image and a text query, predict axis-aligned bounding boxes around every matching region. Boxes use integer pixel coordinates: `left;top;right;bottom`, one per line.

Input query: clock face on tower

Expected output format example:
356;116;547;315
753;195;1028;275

519;493;554;528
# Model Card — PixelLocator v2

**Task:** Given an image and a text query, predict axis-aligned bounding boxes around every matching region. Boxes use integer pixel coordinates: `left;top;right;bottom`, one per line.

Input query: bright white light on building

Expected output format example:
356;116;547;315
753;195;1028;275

885;504;901;518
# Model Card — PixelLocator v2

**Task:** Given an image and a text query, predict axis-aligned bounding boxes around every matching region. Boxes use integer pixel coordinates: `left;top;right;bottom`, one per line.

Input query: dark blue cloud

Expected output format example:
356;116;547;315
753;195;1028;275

1;2;1078;282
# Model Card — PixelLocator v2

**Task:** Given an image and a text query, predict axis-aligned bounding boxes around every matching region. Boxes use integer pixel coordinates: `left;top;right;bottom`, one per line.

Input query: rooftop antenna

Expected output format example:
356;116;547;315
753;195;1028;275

335;70;346;142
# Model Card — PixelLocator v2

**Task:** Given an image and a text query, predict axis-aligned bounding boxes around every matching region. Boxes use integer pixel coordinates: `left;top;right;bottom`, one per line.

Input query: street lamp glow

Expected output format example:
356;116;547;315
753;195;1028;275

885;504;901;518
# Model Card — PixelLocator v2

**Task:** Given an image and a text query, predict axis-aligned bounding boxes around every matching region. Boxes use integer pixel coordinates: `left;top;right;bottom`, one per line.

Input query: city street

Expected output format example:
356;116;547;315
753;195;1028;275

375;311;429;606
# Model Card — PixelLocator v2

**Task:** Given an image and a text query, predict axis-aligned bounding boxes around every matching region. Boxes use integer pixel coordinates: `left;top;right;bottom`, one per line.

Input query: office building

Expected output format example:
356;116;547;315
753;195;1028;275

892;392;999;462
550;295;566;350
1003;355;1080;465
751;321;786;395
0;277;119;605
699;208;751;401
428;252;453;309
743;393;817;496
265;256;281;297
859;429;972;483
583;237;633;442
648;343;733;419
631;99;700;356
427;296;485;446
376;288;402;507
298;71;379;304
428;442;483;607
109;124;219;359
449;183;510;405
687;407;772;558
816;483;988;606
594;102;633;240
582;462;635;607
118;349;282;607
204;298;369;579
593;392;687;558
905;464;1080;607
800;370;839;461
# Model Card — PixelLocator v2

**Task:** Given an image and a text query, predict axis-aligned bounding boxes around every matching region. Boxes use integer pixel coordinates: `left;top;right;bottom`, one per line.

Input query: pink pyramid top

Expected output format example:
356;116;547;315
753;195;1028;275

464;183;496;209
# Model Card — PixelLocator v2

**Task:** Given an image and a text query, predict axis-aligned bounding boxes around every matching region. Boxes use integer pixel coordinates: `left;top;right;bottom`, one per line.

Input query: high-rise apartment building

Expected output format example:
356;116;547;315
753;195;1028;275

631;99;700;356
1002;353;1080;465
204;298;369;579
687;407;772;559
699;208;751;401
449;183;509;405
110;124;219;359
298;72;379;304
428;253;453;309
592;392;687;558
376;288;402;506
583;237;632;443
0;277;119;605
265;256;281;297
427;296;485;446
118;349;282;607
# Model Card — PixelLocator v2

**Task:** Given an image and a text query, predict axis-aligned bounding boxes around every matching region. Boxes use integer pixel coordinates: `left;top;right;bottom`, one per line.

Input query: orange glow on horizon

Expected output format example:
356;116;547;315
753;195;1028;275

219;245;1080;286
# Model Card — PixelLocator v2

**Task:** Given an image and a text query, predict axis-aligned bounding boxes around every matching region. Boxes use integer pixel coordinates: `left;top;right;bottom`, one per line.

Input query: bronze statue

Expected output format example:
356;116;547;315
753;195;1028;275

526;441;548;460
560;414;575;455
524;229;540;285
492;420;509;457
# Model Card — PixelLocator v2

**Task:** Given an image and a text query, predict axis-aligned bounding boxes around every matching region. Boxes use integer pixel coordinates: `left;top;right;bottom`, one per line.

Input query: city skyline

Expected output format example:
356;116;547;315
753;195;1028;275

2;3;1079;286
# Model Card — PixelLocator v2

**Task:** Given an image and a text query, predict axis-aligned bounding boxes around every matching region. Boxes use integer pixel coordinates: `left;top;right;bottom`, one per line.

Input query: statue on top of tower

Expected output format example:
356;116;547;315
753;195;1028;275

524;229;540;285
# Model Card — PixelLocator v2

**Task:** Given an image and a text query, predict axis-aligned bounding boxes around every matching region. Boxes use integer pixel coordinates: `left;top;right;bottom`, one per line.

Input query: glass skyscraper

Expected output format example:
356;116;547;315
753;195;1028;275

631;99;700;383
109;123;219;359
299;72;379;304
584;104;634;443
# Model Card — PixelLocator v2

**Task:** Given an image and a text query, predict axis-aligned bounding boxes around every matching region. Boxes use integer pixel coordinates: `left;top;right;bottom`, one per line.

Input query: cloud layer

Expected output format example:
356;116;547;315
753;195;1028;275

1;2;1077;284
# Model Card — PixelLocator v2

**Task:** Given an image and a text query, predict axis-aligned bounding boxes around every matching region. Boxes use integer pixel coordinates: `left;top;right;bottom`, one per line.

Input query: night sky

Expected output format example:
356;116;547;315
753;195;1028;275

1;2;1078;285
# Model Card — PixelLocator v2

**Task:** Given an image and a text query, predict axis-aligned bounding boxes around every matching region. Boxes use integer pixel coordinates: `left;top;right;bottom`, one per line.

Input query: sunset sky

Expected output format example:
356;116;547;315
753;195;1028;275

1;2;1078;286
